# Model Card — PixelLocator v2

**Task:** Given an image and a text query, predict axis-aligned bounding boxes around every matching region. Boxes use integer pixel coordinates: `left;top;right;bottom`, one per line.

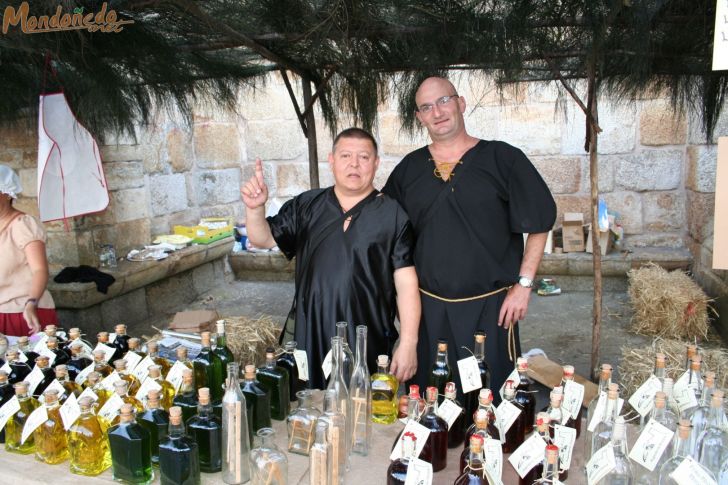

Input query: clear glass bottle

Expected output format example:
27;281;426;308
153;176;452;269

546;388;576;432
541;444;561;483
697;390;728;478
114;358;142;396
688;371;716;458
454;434;488;485
187;387;222;473
277;341;302;402
213;320;235;372
591;383;620;459
461;409;492;474
287;389;321;456
319;388;347;485
222;363;251;484
444;381;467;449
109;403;154;484
685;344;697;371
159;406;201;485
420;385;448;472
34;389;68;464
560;364;583;438
682;355;704;417
5;381;38;454
469;388;499;440
138;389;169;466
601;416;633;484
349;325;371;456
146;341;171;377
193;331;224;402
309;420;332;485
92;349;113;377
335;321;355;385
249;427;288;485
242;363;272;444
659;419;716;484
4;349;31;384
173;369;199;424
515;357;536;433
113;324;131;359
68;396;111;476
371;354;398;424
429;339;451;401
327;336;351;462
387;432;417;484
663;377;680;417
646;391;678;432
464;332;491;420
585;363;613;458
502;380;526;454
257;347;290;421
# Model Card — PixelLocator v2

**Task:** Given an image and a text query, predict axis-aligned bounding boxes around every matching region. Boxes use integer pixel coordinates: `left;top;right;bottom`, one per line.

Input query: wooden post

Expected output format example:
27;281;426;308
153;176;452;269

302;78;320;189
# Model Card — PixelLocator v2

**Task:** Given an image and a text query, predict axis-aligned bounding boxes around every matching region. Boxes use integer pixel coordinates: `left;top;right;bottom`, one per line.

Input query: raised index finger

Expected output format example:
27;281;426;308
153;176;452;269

255;158;265;186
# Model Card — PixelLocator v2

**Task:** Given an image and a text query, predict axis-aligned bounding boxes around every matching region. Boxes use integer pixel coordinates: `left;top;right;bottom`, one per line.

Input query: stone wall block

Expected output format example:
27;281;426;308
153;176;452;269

91;218;151;256
193;123;242;168
199;203;243;222
642;191;685;232
686;145;717;193
640;100;687;146
18;168;37;197
100;289;149;334
603;191;643;234
246;120;305;161
624;233;686;249
615;150;683;191
276;163;312;197
553;194;592;228
195;168;242;206
531;156;581;194
0;148;23;168
238;80;300;120
379;113;429;156
192;262;216;294
104;161;144;190
46;231;80;271
12;197;40;218
686;191;715;244
146;271;197;315
580;155;615;193
113;188;150;222
499;104;561;155
166;128;194;172
463;107;500;142
150;174;188;216
562;100;636;155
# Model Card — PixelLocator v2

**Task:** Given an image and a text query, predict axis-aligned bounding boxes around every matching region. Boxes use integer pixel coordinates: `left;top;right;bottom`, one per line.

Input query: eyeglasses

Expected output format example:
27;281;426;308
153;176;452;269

417;94;459;113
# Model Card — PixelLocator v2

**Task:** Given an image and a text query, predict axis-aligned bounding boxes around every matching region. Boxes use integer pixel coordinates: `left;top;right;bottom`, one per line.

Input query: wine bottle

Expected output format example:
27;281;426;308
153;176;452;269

193;332;224;402
256;347;290;421
241;364;271;444
187;387;222;473
419;386;447;472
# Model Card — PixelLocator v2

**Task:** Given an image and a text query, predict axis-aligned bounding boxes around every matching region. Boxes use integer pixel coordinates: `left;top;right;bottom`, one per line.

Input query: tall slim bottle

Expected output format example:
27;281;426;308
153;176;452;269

464;332;491;419
688;371;716;458
193;332;224;402
429;339;451;401
187;387;222;473
108;403;154;484
242;364;272;444
34;389;68;464
540;444;561;484
327;336;351;463
222;363;251;484
585;364;613;458
335;322;355;384
591;383;620;460
349;325;371;456
137;389;170;466
520;413;552;485
257;347;290;420
468;389;499;443
213;320;235;372
697;390;728;478
68;396;111;476
515;357;536;432
371;354;398;424
461;409;493;474
560;364;583;438
159;406;201;485
659;419;716;484
420;386;448;472
599;416;633;484
277;341;302;402
309;420;332;485
319;389;347;485
683;355;704;417
5;381;38;454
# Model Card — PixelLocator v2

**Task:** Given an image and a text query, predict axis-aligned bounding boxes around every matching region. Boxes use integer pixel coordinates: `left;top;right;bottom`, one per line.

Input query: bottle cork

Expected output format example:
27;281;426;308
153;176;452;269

35;355;49;367
14;381;29;395
705;371;716;387
654;391;667;408
677;419;691;439
148;365;161;378
691;355;702;371
474;409;488;429
55;365;68;377
43;388;60;404
562;365;575;378
425;386;438;403
607;383;619;399
113;380;129;394
265;347;275;359
711;390;724;408
46;337;58;348
169;406;182;425
97;332;109;343
93;349;106;361
44;325;57;336
176;346;188;360
517;357;528;370
128;338;140;350
478;388;494;404
119;403;134;421
200;332;211;346
408;385;420;398
504;380;516;398
216;320;226;335
114;359;127;370
469;433;484;452
437;340;448;352
244;364;256;379
377;355;389;366
114;324;127;335
536;412;551;431
655;353;666;368
198;387;210;405
686;344;697;361
18;336;29;345
546;444;559;464
600;364;613;379
70;342;84;354
147;341;158;352
69;328;80;338
147;389;161;405
182;368;194;384
5;350;18;361
87;372;101;386
444;382;457;398
474;332;486;344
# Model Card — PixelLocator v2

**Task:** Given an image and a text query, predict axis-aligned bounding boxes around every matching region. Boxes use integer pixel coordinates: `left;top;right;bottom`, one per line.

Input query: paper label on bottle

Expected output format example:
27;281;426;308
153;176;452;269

74;362;96;385
38;347;56;367
165;361;188;393
494;399;521;442
20;404;47;444
553;424;577;470
403;457;433;485
100;370;122;392
436;398;463;429
669;455;719;485
17;350;28;363
389;420;431;461
499;368;520;401
673;371;699;413
32;334;49;353
586;443;617;485
132;355;155;383
629;375;663;417
562;380;585;420
134;377;162;401
586;393;625;432
59;392;81;431
38;379;66;403
321;349;333;381
507;433;547;478
0;396;21;432
122;351;142;373
77;386;99;403
628;419;675;472
484;437;503;480
93;343;117;364
0;362;10;374
456;356;483;394
108;333;117;344
293;349;309;381
25;365;45;395
97;393;124;423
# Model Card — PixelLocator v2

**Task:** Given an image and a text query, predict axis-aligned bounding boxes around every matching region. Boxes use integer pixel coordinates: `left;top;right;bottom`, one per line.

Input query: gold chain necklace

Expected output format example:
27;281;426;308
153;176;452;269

430;158;463;182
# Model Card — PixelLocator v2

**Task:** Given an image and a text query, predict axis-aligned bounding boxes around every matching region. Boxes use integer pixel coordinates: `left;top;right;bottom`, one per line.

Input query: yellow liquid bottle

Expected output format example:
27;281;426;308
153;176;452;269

371;355;399;424
114;359;141;396
110;380;145;427
5;381;39;454
128;338;147;359
68;396;112;476
148;365;176;410
85;371;112;411
91;349;113;378
146;341;171;378
55;364;82;400
34;389;69;464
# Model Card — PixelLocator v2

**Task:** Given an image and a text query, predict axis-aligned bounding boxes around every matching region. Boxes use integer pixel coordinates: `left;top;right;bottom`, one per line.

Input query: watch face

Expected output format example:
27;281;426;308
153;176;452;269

519;277;533;288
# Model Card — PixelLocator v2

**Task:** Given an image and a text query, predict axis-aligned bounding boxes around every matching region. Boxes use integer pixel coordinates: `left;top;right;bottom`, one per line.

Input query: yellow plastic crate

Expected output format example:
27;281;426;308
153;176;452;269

173;217;233;244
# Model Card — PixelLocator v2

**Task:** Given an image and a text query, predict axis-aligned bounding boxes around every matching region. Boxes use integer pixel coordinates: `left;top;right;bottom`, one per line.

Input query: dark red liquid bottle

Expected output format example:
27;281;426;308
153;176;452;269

419;386;448;472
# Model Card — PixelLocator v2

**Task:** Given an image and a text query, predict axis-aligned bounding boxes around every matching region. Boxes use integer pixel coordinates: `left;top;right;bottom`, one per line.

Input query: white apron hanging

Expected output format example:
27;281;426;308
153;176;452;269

37;92;109;222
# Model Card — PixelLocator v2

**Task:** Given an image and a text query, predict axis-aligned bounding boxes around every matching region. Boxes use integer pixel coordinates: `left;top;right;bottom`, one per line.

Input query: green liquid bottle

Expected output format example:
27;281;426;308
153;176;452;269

256;347;290;420
277;341;302;403
241;364;271;445
159;406;201;485
137;389;169;466
173;368;199;424
108;403;154;484
193;332;224;402
213;320;235;370
186;387;222;473
429;339;451;403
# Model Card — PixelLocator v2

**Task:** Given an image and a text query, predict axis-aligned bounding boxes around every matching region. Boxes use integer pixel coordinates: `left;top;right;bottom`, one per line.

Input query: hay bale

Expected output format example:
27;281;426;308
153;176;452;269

224;315;282;367
628;263;711;339
619;338;728;399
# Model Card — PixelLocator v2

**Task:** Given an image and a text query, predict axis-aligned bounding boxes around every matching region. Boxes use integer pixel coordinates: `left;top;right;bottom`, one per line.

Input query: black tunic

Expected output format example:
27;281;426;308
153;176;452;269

382;140;556;402
268;187;414;390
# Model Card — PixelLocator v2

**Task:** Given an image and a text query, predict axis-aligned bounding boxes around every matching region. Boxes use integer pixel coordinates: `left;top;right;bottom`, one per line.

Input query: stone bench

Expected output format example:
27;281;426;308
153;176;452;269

49;237;235;335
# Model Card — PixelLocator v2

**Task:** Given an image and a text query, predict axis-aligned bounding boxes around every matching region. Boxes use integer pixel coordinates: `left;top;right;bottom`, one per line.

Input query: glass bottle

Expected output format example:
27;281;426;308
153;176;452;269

326;336;351;462
287;389;321;456
222;363;251;484
34;389;68;464
560;364;583;438
17;336;39;364
187;387;222;473
461;409;492;474
213;320;235;372
454;434;488;485
515;357;536;433
242;363;272;444
109;403;154;484
520;413;552;485
5;381;39;454
138;389;169;466
335;321;355;385
387;431;417;485
32;355;55;398
659;419;716;484
64;327;92;354
585;364;613;458
646;391;678;432
128;337;146;358
257;347;290;421
349;325;371;456
193;331;224;402
249;427;288;485
113;324;131;359
86;371;112;411
697;390;728;478
0;371;13;443
688;371;716;458
468;388;499;443
173;369;199;424
159;406;201;485
146;341;171;377
502;380;526;453
319;388;347;485
277;341;302;402
309;420;332;485
55;364;82;400
685;344;697;371
546;389;575;431
371;354;399;424
46;336;70;367
4;349;31;384
97;332;119;365
591;383;620;460
114;358;142;396
683;355;704;417
68;396;111;476
147;364;175;410
662;378;680;417
601;416;633;484
389;389;424;453
464;331;491;420
176;346;195;372
444;381;467;449
92;349;113;377
429;339;451;401
66;342;92;382
541;444;561;484
420;385;448;472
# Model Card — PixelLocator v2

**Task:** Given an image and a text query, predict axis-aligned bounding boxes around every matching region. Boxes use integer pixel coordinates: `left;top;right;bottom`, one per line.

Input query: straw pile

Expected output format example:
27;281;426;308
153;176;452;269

223;315;282;366
627;263;711;339
619;338;728;398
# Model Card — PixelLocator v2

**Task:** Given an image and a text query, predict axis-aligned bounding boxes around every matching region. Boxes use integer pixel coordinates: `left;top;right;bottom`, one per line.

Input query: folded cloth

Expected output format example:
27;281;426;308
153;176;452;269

53;265;116;293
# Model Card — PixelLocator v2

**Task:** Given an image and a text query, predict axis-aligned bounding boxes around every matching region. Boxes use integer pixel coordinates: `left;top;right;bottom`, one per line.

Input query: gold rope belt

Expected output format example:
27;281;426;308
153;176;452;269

419;285;518;362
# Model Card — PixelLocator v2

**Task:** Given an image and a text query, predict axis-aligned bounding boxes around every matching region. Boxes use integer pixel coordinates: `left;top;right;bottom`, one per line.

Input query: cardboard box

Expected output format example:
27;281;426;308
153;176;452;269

169;310;219;334
562;212;585;252
585;223;613;256
527;355;598;408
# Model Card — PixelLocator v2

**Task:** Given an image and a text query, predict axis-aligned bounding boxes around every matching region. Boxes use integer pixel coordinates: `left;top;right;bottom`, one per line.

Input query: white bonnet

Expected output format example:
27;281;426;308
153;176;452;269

0;165;22;199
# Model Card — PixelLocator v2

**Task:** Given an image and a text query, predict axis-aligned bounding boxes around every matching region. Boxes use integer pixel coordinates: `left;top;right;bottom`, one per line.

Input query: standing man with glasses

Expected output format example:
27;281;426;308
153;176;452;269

383;77;556;402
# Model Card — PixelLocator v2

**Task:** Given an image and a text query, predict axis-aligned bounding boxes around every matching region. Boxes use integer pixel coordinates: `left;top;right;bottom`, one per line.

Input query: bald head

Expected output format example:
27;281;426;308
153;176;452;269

415;77;457;106
414;76;468;142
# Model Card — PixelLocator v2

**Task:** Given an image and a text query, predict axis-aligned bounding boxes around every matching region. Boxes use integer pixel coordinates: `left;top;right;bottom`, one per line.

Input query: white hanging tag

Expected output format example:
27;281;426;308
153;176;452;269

134;377;162;402
32;335;49;353
100;371;123;392
293;349;309;381
108;333;117;344
562;380;585;420
483;437;503;480
669;455;718;485
628;375;663;417
93;343;117;364
457;356;483;394
38;379;66;403
436;398;463;429
587;393;624;432
321;349;333;381
673;372;699;413
0;362;10;374
0;396;21;432
17;351;28;363
389;420;431;461
74;362;96;385
77;386;99;403
494;399;521;442
21;405;48;444
507;433;547;478
122;351;142;373
39;347;56;367
25;366;46;396
403;457;433;485
628;419;675;472
97;393;124;424
165;361;188;393
59;392;81;431
499;368;520;401
132;355;155;383
586;443;617;485
553;424;577;470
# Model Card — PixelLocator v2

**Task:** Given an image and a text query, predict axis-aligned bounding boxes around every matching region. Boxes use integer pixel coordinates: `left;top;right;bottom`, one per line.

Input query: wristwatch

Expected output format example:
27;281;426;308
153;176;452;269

517;276;534;288
25;298;38;307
